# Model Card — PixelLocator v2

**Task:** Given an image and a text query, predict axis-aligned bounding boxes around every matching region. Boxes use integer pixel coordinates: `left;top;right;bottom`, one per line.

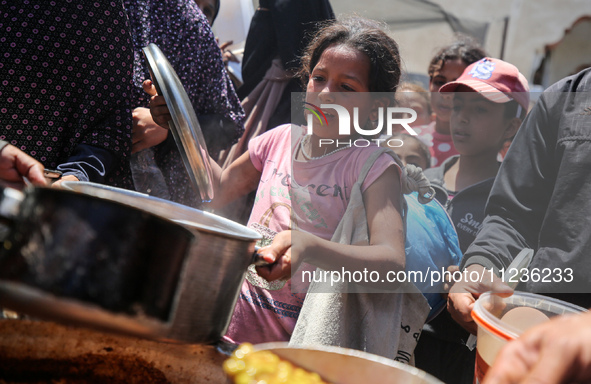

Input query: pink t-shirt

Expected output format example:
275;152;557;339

224;124;399;344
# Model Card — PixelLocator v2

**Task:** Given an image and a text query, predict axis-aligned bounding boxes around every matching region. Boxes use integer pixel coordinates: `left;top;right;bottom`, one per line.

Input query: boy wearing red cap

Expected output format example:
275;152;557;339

425;57;530;254
415;57;530;384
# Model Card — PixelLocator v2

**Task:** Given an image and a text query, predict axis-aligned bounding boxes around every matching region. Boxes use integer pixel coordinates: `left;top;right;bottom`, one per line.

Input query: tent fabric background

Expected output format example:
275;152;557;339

381;0;489;45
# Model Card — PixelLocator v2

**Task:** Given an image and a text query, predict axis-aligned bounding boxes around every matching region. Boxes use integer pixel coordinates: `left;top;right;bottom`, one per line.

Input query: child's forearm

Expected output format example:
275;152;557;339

208;153;223;198
294;230;406;290
206;150;261;210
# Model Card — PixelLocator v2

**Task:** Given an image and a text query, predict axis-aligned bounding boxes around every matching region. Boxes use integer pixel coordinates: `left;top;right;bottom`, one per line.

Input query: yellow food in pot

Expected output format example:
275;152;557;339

224;343;329;384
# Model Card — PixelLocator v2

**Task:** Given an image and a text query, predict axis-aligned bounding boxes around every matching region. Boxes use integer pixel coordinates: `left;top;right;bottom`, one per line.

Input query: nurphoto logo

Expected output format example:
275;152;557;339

305;102;419;148
304;102;328;126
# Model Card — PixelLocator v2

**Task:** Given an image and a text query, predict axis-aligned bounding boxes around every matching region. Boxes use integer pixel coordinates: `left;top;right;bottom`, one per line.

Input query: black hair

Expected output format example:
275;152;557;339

299;17;401;103
428;35;486;78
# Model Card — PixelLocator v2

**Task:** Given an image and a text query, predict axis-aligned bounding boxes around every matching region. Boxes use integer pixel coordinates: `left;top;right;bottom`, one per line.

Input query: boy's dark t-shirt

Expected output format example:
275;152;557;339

423;155;497;254
416;155;498;384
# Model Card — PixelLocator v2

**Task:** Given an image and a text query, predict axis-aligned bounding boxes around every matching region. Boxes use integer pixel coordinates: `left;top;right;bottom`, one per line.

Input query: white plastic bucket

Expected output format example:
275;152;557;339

471;291;586;383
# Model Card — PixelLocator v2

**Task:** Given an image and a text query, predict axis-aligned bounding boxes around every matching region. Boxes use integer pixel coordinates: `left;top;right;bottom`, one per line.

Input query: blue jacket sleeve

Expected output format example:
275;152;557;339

57;144;115;183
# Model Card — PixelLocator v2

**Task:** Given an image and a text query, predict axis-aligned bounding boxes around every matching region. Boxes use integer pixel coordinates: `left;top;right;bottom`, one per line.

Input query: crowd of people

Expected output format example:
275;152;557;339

1;1;590;383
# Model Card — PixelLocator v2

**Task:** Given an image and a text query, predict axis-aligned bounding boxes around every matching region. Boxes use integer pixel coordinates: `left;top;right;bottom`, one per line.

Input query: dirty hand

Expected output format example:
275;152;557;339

132;107;169;153
483;311;591;384
447;264;513;334
142;79;171;129
0;143;47;188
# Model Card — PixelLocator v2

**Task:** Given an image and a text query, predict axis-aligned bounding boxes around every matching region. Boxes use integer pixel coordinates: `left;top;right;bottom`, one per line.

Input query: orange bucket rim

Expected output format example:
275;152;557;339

471;291;588;342
471;307;515;341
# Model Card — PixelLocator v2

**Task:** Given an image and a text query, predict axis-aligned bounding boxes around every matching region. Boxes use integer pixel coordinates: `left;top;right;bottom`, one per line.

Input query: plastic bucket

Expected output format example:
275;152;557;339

471;291;586;383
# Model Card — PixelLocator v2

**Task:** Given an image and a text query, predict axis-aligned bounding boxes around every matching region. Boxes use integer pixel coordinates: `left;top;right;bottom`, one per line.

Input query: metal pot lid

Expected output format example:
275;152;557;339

142;43;214;202
61;181;261;242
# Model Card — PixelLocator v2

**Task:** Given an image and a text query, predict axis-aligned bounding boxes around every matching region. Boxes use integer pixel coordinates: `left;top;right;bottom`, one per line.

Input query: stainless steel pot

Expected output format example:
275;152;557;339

0;185;193;339
0;182;261;344
248;343;443;384
257;343;442;383
60;181;262;343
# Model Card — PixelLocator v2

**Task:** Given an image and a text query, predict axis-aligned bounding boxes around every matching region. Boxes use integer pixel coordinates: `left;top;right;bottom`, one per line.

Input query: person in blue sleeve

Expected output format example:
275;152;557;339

0;0;134;189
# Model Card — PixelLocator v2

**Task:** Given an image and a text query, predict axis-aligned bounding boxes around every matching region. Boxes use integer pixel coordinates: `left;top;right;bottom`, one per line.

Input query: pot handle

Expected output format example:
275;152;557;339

251;246;271;267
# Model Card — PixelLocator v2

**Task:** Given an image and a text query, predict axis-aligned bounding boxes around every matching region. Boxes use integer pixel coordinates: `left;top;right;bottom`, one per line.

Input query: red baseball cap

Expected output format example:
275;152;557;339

440;57;530;112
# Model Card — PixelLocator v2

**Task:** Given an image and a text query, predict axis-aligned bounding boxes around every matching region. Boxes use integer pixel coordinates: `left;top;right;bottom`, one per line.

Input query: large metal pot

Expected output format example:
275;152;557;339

256;343;443;384
0;182;261;344
60;181;262;343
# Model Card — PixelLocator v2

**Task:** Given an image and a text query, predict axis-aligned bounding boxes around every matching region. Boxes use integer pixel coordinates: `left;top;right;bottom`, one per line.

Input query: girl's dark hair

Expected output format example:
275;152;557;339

299;17;401;98
428;35;487;78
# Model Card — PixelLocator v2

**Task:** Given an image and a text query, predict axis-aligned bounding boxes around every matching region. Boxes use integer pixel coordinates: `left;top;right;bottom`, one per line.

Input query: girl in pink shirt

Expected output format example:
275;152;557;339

147;17;407;344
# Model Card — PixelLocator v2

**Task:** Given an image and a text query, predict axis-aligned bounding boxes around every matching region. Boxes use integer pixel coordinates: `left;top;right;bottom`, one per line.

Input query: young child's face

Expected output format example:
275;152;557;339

450;88;513;157
429;58;467;124
387;138;429;170
396;92;431;127
305;44;374;139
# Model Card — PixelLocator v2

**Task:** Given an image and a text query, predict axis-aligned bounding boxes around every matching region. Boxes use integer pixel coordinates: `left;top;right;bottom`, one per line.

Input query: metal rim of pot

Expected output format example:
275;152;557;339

60;180;260;242
246;342;444;384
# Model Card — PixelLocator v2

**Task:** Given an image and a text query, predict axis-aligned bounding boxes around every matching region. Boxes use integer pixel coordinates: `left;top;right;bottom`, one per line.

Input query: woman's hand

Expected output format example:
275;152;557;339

142;80;172;129
255;231;298;282
0;144;47;188
132;107;169;153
